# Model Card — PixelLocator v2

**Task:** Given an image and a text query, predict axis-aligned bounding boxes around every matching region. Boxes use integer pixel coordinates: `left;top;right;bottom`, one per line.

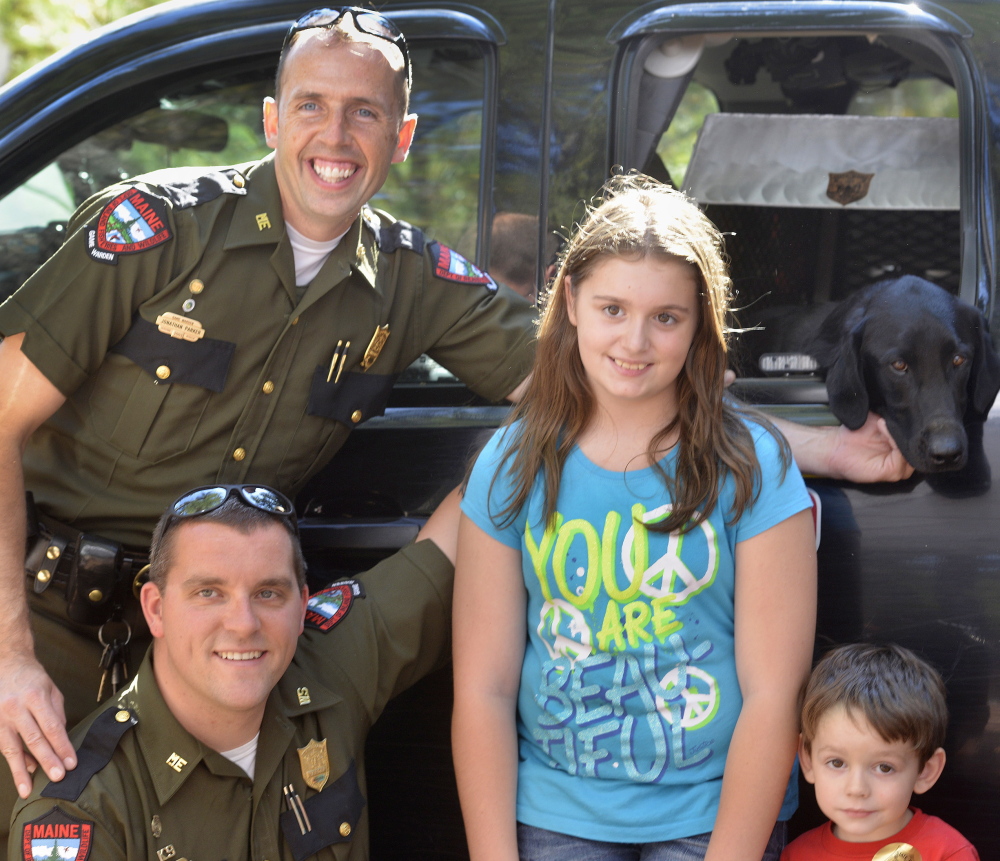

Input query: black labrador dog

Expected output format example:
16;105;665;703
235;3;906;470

745;276;1000;473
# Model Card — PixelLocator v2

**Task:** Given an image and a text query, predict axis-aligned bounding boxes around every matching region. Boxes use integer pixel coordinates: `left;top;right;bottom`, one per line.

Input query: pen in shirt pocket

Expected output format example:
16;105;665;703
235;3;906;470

327;340;350;384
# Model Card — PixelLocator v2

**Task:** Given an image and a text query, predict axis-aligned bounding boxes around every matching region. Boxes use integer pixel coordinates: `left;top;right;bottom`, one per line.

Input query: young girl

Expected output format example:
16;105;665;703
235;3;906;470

452;175;817;861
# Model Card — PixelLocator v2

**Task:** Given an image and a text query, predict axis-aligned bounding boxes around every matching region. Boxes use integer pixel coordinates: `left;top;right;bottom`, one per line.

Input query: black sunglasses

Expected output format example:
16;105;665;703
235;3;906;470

169;484;298;532
283;6;411;87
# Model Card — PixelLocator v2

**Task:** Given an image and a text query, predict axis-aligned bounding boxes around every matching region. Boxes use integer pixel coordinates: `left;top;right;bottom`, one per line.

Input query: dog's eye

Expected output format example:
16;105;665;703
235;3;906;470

890;360;908;372
953;355;967;368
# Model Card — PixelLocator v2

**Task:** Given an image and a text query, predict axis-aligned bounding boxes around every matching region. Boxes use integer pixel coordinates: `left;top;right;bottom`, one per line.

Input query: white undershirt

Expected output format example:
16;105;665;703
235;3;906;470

221;732;260;780
286;221;347;287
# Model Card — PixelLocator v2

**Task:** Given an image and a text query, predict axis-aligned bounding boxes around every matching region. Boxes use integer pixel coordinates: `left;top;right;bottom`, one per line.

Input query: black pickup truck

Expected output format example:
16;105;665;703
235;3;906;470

2;0;999;857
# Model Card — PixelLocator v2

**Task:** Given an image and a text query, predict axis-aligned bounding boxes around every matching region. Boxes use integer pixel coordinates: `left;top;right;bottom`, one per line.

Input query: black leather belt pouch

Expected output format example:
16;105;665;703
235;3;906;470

65;535;121;625
24;498;72;596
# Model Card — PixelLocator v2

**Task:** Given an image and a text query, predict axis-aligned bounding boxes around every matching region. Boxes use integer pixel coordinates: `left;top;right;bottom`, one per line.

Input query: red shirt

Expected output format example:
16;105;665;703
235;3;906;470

781;809;979;860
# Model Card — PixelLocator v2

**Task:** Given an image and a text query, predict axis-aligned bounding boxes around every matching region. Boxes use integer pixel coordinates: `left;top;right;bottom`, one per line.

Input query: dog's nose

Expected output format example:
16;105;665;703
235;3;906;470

925;426;966;468
929;447;963;468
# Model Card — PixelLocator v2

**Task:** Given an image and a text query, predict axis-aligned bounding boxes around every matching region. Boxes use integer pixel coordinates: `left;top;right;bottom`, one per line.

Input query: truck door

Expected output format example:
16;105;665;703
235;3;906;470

608;1;999;851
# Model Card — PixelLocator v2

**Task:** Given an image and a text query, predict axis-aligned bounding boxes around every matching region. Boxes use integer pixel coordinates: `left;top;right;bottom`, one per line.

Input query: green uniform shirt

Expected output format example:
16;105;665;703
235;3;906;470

10;540;452;861
0;154;535;547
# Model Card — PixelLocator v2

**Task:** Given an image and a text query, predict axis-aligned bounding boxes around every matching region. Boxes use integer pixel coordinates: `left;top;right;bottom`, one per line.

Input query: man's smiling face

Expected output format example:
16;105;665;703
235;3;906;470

142;519;308;738
263;31;417;241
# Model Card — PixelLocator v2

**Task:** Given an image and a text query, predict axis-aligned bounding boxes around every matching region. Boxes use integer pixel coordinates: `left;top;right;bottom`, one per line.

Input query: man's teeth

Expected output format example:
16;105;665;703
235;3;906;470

313;162;356;182
218;651;263;661
614;359;648;370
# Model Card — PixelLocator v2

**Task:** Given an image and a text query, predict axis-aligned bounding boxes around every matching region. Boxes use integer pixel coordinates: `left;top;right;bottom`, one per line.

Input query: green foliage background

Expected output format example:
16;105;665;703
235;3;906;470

1;0;168;83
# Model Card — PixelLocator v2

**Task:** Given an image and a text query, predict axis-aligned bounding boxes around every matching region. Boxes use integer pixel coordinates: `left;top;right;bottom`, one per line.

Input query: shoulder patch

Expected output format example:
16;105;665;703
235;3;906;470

42;706;136;802
21;807;94;861
428;241;497;292
85;188;171;265
305;580;366;632
378;219;425;255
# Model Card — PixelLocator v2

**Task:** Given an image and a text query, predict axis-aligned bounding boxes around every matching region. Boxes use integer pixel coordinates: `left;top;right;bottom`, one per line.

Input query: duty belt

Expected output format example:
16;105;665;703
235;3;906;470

25;500;149;628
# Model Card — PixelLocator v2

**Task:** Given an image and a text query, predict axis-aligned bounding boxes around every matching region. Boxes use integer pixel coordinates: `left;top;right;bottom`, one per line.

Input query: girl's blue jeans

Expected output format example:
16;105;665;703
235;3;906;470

516;820;786;861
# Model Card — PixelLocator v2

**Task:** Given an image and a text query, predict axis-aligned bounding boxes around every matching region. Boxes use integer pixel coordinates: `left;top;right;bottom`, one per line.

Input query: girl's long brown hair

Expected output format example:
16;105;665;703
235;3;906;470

490;173;789;534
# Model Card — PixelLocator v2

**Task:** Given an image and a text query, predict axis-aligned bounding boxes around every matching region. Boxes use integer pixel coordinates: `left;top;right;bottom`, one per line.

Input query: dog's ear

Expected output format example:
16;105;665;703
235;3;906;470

958;303;1000;419
823;308;870;430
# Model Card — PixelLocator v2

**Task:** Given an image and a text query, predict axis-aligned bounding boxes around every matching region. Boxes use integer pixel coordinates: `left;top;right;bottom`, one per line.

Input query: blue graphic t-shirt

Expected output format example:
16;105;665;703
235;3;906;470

461;420;811;843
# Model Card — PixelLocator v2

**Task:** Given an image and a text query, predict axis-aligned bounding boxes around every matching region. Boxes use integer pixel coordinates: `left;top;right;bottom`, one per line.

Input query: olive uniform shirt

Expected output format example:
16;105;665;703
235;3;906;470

0;155;533;857
0;153;535;548
9;539;452;861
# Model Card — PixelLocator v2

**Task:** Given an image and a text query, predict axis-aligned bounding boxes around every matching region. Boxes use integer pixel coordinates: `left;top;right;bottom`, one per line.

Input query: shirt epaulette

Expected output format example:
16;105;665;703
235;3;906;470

368;212;425;255
140;166;250;210
41;705;137;802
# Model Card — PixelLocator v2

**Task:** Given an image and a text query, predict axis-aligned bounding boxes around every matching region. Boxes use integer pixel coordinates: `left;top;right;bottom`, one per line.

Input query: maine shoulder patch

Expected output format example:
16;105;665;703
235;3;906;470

305;580;366;632
85;188;172;265
429;241;497;292
22;807;94;861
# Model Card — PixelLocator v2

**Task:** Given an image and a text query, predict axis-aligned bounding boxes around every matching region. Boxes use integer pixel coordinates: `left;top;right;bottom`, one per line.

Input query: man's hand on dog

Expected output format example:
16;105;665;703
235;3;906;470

824;413;915;482
776;412;916;483
769;413;913;482
725;371;914;482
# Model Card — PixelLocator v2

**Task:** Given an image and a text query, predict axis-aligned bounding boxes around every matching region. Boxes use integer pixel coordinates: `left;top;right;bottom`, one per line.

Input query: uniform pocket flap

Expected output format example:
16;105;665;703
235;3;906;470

280;760;366;861
110;314;235;392
306;368;397;425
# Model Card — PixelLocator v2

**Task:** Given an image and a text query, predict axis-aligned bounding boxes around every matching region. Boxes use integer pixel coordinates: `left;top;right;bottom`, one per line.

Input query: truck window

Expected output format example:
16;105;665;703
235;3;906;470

615;27;965;398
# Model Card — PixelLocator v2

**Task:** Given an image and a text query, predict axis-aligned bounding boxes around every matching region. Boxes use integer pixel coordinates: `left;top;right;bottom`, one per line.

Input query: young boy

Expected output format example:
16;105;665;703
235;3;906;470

782;642;979;860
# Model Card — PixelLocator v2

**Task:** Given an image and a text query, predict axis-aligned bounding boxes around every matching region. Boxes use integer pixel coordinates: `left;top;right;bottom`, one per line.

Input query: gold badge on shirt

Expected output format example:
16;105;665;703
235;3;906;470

872;843;921;861
360;325;390;370
297;738;330;791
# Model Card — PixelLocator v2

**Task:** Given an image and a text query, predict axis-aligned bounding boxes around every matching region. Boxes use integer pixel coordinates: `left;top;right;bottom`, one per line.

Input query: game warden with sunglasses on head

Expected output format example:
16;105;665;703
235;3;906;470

0;5;911;857
9;483;461;861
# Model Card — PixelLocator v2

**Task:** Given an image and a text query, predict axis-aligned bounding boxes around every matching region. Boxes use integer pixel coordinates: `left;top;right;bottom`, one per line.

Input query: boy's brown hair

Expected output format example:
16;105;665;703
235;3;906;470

801;642;948;765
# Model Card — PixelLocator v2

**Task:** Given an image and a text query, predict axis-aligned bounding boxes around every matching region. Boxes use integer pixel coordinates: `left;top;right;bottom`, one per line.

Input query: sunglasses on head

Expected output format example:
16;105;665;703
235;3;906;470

169;484;298;532
282;6;411;87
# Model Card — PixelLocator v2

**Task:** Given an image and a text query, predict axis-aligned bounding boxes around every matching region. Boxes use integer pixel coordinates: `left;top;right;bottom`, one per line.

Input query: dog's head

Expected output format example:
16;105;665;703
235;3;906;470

822;276;1000;473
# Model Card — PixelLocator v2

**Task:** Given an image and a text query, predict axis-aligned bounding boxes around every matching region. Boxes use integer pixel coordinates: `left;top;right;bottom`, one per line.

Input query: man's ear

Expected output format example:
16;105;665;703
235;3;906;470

913;747;946;794
391;114;418;164
140;580;165;638
798;734;817;784
263;97;279;150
